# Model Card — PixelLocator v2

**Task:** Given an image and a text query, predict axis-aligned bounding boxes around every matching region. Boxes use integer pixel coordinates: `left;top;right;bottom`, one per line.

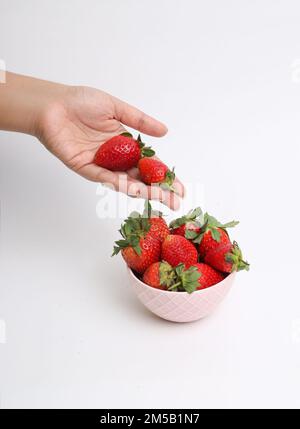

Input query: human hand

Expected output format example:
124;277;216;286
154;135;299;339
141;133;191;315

37;85;184;210
0;73;184;209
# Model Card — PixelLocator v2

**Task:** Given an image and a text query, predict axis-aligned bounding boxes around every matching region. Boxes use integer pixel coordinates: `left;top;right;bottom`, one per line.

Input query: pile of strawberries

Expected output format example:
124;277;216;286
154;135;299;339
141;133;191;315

113;202;249;293
94;133;175;190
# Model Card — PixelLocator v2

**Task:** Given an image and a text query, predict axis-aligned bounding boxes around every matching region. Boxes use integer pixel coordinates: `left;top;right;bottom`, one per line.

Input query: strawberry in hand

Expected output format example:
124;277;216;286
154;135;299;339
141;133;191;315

94;133;155;171
138;157;175;191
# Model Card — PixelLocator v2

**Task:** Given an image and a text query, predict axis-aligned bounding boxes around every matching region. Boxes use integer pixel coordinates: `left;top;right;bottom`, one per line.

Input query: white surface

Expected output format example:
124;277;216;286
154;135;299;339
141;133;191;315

0;0;300;409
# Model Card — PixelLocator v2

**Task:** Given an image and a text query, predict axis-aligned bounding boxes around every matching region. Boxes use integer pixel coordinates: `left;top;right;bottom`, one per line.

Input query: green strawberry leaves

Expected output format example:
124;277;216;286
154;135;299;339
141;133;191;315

185;229;201;240
169;207;204;242
170;207;203;229
159;168;176;192
120;132;133;138
225;241;250;272
210;228;221;242
159;261;177;288
222;220;240;228
168;264;201;293
142;147;156;157
169;210;239;245
142;200;163;219
203;213;239;231
194;212;240;244
120;132;155;157
137;134;155;158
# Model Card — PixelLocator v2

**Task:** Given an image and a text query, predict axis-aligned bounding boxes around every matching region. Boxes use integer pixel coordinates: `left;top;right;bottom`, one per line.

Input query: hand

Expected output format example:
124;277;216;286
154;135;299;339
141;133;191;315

0;73;184;209
37;85;184;210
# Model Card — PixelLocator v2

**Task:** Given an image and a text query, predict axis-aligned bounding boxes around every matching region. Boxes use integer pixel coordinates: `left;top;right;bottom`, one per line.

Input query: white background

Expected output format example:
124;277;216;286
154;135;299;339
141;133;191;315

1;0;300;409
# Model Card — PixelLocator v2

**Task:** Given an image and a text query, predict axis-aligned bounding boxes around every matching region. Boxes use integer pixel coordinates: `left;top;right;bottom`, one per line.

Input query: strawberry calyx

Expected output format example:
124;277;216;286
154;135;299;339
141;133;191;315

194;212;239;244
121;132;155;158
225;241;250;272
159;167;176;192
142;200;163;219
137;134;156;158
169;207;203;240
159;261;177;288
167;263;201;294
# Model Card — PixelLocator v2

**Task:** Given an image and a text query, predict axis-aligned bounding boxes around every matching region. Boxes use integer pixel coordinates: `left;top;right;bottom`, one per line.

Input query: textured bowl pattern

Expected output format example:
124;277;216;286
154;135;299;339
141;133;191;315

128;268;235;323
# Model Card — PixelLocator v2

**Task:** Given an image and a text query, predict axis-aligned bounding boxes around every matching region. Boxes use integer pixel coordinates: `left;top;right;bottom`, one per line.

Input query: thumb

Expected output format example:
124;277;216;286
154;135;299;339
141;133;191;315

113;96;168;137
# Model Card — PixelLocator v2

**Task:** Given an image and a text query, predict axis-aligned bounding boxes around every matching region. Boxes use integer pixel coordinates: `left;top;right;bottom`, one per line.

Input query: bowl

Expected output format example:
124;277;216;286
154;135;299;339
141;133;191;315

128;268;236;323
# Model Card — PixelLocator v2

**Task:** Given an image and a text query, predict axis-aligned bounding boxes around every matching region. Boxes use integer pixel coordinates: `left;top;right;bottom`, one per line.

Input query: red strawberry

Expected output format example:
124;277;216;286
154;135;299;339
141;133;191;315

94;133;154;171
138;157;175;190
149;218;169;242
120;235;161;274
112;201;165;273
192;263;225;290
167;263;224;293
205;241;250;273
161;235;198;268
198;213;239;259
142;200;169;242
142;261;176;290
170;207;203;240
199;228;230;259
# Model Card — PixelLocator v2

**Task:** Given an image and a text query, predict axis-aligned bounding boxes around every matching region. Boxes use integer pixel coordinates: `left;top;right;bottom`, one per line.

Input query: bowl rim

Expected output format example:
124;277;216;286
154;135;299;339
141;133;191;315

127;266;235;296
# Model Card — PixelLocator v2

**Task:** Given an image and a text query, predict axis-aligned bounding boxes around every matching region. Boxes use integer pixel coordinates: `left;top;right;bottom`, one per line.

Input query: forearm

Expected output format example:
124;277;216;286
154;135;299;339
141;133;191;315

0;72;66;136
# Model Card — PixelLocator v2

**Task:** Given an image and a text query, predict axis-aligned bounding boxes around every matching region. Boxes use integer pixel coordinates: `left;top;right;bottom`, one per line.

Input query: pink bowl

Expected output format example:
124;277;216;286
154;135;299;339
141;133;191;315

128;268;236;323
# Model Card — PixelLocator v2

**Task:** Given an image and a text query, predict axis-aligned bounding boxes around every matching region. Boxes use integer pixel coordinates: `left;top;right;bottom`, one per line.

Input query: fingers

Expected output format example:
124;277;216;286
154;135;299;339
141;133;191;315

112;96;168;137
173;177;186;199
127;181;181;211
77;164;181;210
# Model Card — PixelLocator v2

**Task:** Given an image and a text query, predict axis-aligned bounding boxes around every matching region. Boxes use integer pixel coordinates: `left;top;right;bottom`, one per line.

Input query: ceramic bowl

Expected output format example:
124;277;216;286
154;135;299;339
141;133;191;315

128;267;235;323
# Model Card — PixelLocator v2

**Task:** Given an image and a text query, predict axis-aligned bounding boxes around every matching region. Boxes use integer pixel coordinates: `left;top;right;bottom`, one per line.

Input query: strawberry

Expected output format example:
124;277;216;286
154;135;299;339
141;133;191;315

138;157;175;190
191;263;225;290
112;201;166;273
161;235;198;268
142;261;176;290
204;241;250;273
149;218;170;242
94;133;154;171
143;201;169;242
120;235;161;274
170;207;203;240
198;213;239;259
143;262;224;293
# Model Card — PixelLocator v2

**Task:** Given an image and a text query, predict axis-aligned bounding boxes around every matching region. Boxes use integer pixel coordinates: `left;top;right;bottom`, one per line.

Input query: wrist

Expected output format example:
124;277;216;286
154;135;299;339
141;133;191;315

32;80;70;140
0;72;68;137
